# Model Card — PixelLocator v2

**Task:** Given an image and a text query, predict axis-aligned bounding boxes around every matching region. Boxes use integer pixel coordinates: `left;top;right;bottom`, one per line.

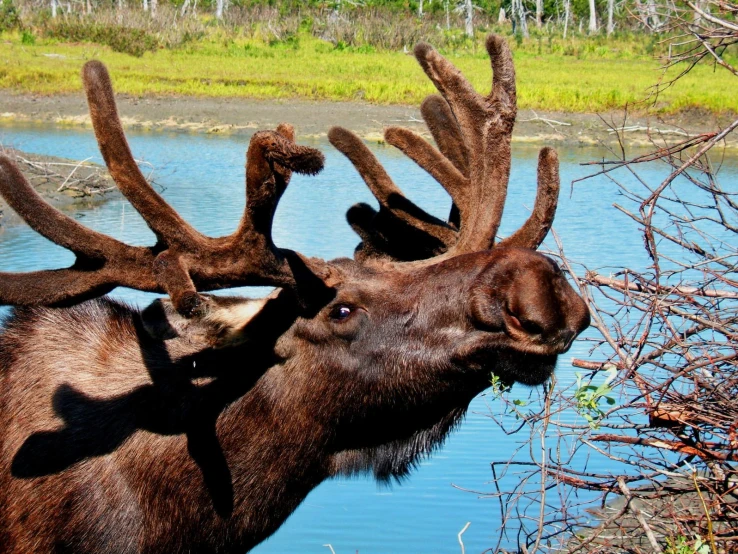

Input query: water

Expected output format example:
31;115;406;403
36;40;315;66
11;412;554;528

1;122;736;553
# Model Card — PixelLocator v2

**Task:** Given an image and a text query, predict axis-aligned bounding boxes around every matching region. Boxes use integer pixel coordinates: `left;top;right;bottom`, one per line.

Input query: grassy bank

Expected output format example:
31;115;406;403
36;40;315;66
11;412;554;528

1;31;735;115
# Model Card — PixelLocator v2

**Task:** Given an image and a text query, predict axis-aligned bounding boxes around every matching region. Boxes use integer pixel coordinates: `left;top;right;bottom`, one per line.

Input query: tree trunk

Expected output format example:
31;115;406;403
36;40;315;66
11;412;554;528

692;0;704;25
464;0;473;37
536;0;543;28
607;0;614;35
512;0;529;37
445;0;450;30
563;0;570;37
51;0;57;17
150;0;156;17
498;6;506;23
143;0;148;11
588;0;597;33
216;0;224;19
646;0;661;30
418;0;423;17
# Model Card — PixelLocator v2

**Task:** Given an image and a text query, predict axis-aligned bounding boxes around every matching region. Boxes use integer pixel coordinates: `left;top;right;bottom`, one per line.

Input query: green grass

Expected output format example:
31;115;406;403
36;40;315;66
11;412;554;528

0;32;735;115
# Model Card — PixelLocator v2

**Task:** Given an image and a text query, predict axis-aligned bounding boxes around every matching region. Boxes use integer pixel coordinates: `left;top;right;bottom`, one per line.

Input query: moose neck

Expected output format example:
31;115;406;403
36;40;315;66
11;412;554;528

174;340;486;551
210;381;331;550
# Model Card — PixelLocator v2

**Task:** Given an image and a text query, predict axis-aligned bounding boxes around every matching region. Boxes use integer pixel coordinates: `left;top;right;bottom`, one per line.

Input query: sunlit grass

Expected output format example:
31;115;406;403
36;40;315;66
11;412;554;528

0;33;735;115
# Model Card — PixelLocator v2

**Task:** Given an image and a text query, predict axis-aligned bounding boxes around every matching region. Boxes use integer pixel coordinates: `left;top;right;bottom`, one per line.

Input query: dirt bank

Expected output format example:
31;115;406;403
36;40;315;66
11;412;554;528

2;91;736;148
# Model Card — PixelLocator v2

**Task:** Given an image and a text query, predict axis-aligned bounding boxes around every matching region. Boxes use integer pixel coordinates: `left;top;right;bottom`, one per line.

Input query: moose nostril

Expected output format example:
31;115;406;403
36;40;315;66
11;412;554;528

505;308;544;336
519;318;543;335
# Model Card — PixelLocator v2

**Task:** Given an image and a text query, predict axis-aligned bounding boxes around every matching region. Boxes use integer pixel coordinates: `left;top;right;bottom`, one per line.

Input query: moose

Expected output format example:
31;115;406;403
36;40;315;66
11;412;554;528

0;35;589;553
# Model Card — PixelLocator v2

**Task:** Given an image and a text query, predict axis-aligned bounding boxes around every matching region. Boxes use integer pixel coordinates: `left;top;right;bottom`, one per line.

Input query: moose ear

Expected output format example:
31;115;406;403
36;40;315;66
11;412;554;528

142;293;274;350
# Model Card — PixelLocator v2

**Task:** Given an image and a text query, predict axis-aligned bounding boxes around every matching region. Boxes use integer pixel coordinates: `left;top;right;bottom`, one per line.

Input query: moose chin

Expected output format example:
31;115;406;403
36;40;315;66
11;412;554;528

0;34;589;554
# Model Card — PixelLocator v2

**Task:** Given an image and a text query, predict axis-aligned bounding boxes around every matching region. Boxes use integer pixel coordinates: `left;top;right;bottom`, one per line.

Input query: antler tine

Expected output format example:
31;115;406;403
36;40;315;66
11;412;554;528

496;148;560;250
237;124;322;243
0;156;157;306
0;157;124;259
420;95;468;227
419;95;469;177
328;126;456;260
383;126;467;216
0;270;115;307
413;35;517;254
151;123;332;315
346;202;450;262
83;61;203;248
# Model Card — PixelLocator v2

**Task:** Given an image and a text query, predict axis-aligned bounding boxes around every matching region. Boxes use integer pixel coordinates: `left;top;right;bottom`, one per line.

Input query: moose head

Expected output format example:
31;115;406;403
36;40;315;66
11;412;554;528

0;35;589;553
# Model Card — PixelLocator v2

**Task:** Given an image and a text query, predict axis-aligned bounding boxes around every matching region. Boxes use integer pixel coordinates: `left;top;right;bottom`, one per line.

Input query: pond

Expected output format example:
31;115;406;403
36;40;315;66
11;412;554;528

1;122;736;553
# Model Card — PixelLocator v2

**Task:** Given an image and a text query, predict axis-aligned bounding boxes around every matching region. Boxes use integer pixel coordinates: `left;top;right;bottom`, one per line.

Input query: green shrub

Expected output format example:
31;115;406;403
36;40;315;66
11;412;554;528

0;0;21;32
41;20;159;57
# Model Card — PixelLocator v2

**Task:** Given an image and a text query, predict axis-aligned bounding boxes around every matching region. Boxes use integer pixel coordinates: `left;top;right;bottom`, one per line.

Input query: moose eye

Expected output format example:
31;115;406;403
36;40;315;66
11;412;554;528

329;304;354;322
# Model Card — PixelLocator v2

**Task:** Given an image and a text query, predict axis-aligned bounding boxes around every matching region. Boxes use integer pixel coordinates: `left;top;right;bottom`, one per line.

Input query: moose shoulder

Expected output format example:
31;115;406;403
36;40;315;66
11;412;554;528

0;35;589;553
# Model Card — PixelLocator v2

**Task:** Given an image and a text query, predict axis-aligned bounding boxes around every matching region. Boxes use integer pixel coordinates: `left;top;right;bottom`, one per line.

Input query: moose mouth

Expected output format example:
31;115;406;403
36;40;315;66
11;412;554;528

465;347;558;388
493;350;558;386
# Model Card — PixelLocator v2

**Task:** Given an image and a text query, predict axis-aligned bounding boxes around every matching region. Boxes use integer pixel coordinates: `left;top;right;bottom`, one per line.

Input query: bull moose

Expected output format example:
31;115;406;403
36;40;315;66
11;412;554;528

0;35;589;553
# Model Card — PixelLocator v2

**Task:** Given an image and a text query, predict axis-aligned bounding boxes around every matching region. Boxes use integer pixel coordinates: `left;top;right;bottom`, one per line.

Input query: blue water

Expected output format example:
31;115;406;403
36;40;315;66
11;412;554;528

1;122;736;553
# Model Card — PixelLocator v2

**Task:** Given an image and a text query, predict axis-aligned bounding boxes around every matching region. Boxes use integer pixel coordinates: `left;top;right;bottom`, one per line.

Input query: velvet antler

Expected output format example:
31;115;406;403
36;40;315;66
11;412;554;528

0;61;332;315
332;35;560;263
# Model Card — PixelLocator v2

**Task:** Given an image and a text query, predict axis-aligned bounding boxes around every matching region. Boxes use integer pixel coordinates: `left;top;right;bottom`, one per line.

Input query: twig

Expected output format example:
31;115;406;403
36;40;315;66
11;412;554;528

566;500;630;554
607;125;689;137
585;272;738;299
691;470;718;554
617;477;663;553
457;522;471;554
593;435;738;462
519;111;572;128
57;157;93;192
687;2;738;32
641;117;738;210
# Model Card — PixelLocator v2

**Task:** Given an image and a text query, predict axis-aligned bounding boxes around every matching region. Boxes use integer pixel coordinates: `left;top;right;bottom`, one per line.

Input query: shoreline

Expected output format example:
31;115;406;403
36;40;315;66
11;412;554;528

2;91;737;149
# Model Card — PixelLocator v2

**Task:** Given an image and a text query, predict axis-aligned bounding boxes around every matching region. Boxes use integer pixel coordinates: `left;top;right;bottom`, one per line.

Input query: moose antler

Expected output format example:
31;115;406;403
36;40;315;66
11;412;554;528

330;35;560;264
0;61;332;315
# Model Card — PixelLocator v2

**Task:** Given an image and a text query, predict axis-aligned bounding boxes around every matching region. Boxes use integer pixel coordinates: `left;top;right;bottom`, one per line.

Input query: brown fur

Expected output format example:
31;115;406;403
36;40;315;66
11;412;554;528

1;250;588;553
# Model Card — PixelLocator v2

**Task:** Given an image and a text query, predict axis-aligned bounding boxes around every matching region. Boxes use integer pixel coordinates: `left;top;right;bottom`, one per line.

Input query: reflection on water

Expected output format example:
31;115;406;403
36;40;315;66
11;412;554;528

1;122;736;553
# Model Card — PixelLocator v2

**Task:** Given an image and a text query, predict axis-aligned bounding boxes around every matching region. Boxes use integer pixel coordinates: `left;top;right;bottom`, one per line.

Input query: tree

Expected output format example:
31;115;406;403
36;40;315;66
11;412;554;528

588;0;597;32
511;0;529;37
464;0;473;36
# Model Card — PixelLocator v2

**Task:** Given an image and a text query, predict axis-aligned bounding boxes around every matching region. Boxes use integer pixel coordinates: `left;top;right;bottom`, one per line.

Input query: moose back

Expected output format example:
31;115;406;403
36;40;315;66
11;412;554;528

0;35;589;553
